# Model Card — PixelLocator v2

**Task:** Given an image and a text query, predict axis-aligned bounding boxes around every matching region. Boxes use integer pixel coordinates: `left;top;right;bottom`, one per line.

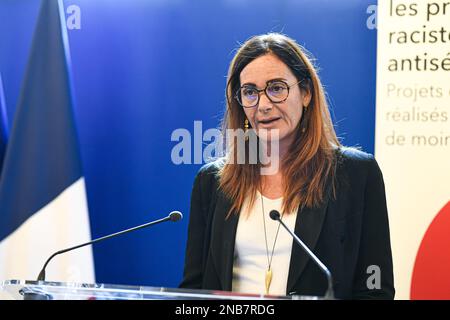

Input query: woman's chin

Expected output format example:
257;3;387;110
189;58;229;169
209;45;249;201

256;128;283;141
257;128;288;142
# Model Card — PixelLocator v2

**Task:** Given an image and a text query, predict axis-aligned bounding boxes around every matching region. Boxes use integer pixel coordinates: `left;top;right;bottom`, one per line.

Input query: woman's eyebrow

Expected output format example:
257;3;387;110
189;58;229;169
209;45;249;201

240;82;256;87
266;77;288;84
241;77;288;87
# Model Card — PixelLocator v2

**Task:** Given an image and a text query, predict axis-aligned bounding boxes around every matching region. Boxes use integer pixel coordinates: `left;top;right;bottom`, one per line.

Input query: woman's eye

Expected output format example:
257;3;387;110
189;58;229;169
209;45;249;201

242;88;256;97
269;84;285;92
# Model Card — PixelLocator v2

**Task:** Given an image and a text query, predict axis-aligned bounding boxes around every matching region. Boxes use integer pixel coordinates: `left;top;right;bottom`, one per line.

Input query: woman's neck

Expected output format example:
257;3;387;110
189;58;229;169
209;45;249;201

260;134;293;172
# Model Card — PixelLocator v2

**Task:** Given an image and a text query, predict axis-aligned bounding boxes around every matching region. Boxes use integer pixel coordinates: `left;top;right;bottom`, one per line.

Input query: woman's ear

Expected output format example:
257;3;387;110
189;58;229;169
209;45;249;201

300;79;312;107
302;89;312;107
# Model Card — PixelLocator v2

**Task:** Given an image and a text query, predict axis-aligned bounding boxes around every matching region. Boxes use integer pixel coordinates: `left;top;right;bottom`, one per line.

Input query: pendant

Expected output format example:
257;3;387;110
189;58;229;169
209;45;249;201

265;268;272;294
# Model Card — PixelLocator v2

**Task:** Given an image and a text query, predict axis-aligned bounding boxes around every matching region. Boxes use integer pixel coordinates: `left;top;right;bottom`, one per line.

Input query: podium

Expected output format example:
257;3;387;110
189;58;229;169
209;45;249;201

0;280;320;300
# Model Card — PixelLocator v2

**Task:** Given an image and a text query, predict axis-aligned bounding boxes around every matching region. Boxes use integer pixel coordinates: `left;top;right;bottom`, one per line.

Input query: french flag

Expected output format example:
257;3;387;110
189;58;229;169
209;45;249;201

0;0;95;283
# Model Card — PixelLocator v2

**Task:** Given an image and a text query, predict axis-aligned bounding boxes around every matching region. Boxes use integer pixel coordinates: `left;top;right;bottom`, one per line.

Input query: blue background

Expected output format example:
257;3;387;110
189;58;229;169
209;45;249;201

0;0;377;287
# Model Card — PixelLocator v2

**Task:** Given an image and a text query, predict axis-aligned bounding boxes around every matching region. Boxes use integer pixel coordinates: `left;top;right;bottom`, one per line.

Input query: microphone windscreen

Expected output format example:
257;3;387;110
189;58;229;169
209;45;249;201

269;210;281;221
169;211;183;222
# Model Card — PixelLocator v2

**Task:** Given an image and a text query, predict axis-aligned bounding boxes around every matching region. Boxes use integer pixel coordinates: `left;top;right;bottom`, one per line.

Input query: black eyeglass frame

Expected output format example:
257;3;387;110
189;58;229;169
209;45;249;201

235;79;304;108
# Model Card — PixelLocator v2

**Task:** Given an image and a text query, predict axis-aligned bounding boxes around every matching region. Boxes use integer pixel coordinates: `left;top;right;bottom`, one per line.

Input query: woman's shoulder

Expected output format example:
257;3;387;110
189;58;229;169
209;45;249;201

334;146;382;179
336;146;374;162
194;158;224;185
335;146;377;167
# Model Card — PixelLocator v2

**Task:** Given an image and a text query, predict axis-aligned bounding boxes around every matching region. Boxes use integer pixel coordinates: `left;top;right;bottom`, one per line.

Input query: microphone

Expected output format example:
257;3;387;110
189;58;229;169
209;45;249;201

269;210;334;299
37;211;183;281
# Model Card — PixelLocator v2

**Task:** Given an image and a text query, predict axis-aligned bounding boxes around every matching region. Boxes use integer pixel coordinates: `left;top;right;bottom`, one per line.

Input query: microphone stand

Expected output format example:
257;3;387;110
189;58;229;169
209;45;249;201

270;210;334;299
21;211;182;300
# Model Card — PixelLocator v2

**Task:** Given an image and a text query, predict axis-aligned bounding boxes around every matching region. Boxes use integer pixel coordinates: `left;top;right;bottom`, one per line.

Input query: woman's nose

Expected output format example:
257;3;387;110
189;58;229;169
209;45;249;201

257;92;273;113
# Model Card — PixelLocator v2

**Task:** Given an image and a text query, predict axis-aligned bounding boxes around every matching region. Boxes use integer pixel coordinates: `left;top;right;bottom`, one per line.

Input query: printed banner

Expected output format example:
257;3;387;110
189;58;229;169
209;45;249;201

375;0;450;299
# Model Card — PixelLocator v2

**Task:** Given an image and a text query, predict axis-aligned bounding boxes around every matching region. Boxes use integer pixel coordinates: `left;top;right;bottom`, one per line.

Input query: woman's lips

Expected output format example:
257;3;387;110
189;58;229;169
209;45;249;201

258;117;281;127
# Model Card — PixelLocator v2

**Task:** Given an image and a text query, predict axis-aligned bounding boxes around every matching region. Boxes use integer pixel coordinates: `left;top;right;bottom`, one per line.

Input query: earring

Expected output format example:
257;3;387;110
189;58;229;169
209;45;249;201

244;119;249;141
244;119;249;131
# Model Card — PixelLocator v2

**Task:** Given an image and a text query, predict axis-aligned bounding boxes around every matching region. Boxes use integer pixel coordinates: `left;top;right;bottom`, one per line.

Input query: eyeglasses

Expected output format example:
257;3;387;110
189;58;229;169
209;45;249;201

235;79;303;108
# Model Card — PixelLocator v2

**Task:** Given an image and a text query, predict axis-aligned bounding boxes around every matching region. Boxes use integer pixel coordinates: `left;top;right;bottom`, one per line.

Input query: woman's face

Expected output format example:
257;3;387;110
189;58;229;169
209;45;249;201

239;53;311;144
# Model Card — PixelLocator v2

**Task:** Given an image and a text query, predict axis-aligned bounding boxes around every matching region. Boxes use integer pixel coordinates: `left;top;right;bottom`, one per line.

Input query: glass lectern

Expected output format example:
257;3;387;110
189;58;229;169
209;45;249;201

0;280;320;300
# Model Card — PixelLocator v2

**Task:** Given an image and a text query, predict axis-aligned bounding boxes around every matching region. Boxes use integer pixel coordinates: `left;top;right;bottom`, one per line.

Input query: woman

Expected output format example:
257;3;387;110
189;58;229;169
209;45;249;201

180;33;395;299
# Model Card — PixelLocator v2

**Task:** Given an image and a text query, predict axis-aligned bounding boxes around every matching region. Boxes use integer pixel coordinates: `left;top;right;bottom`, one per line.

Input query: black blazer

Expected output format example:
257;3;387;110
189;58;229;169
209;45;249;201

179;147;395;299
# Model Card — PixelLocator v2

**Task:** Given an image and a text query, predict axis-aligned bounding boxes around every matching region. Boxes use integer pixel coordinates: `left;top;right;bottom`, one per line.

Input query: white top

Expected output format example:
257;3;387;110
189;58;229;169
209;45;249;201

232;191;298;296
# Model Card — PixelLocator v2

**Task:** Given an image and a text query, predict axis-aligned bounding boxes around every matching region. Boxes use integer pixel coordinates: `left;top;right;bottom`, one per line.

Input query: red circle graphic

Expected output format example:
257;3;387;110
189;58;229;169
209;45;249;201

411;201;450;300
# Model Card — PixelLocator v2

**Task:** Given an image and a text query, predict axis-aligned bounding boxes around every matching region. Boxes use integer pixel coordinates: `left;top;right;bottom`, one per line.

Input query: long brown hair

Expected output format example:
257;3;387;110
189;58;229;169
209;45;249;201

218;33;340;216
